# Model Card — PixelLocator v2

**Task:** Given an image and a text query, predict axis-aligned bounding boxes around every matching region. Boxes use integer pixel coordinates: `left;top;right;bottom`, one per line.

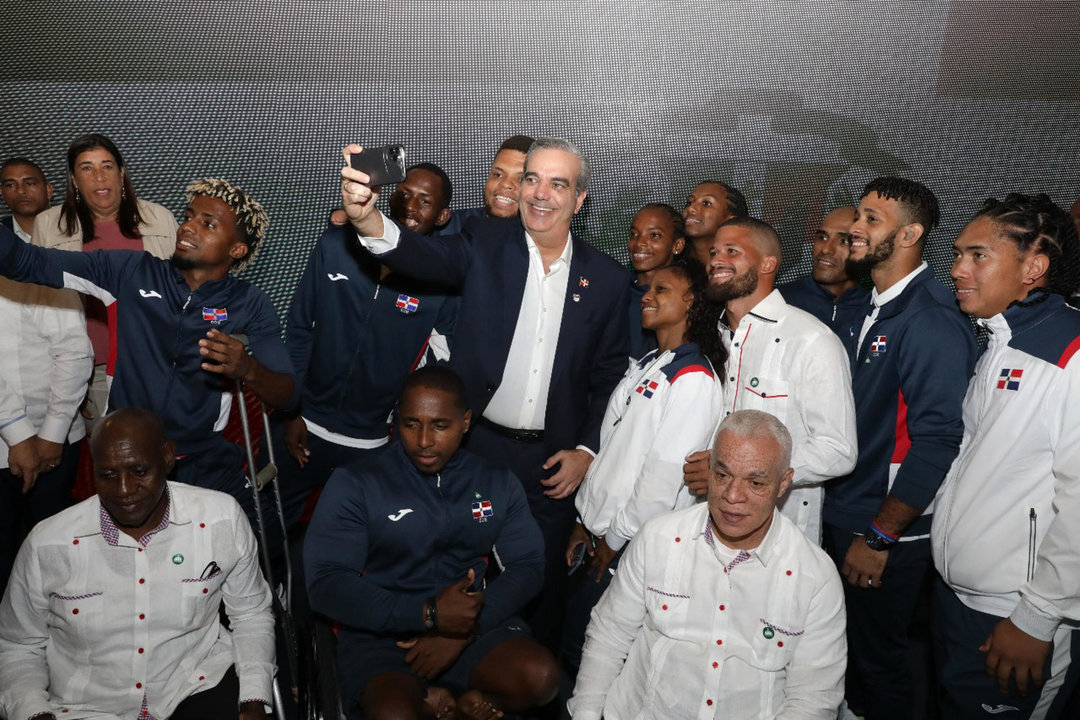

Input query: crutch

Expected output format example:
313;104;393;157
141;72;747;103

233;337;299;716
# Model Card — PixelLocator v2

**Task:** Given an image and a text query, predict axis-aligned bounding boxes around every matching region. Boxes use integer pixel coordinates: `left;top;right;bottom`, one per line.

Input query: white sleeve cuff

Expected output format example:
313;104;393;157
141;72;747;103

1010;597;1060;642
575;444;597;459
0;415;36;448
356;211;400;255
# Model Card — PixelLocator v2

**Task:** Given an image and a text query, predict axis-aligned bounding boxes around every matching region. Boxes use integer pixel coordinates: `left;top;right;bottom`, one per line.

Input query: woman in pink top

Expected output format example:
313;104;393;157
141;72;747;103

32;134;178;428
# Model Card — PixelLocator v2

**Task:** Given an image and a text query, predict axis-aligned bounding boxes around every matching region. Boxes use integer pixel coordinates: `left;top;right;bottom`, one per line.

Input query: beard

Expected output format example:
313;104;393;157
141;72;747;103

705;266;758;304
844;228;897;278
170;253;197;271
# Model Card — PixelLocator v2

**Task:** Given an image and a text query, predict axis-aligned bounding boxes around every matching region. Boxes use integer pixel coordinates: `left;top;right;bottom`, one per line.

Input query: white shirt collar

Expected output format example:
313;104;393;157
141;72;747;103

870;261;927;308
524;230;573;272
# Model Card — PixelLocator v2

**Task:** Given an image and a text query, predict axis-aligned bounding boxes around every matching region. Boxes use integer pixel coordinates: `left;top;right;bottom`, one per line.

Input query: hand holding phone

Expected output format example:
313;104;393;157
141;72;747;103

348;144;407;187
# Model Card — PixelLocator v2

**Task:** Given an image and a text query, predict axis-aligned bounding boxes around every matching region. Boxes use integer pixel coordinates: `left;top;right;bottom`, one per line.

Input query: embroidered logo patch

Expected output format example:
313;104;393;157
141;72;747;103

202;307;228;325
870;335;887;354
395;294;420;314
471;500;493;522
997;368;1023;391
635;380;659;399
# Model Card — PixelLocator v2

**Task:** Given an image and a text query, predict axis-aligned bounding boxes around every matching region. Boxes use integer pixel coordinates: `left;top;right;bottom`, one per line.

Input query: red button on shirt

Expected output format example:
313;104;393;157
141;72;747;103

712;661;718;668
72;609;78;615
138;648;144;654
72;539;79;545
139;578;145;584
706;699;713;706
716;639;722;645
136;682;142;689
139;613;145;620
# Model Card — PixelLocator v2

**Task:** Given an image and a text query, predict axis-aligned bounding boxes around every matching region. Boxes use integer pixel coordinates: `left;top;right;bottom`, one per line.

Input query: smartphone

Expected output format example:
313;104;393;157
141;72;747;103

568;541;587;576
348;144;407;186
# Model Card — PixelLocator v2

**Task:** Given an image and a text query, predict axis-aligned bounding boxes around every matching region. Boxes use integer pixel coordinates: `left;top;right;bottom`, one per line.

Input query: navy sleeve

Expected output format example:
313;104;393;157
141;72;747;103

477;471;545;632
245;285;298;408
377;221;476;289
0;224;140;299
303;468;427;634
579;275;632;452
889;304;977;509
285;239;322;389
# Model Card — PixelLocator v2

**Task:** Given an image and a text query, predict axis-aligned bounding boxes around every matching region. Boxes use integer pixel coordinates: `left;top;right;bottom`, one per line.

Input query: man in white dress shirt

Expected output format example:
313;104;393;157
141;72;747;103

683;217;857;544
570;409;846;719
0;408;274;720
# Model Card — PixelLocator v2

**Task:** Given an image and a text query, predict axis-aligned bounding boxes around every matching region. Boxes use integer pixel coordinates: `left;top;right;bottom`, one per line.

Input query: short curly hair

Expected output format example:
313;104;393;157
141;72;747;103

185;178;269;271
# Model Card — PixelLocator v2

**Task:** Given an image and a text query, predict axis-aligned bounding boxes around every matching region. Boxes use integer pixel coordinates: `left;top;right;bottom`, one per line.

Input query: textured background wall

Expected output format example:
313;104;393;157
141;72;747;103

3;1;1079;321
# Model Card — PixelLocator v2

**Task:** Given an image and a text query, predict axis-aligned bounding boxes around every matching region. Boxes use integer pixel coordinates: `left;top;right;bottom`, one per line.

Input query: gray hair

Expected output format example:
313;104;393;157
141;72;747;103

525;136;591;195
714;409;793;470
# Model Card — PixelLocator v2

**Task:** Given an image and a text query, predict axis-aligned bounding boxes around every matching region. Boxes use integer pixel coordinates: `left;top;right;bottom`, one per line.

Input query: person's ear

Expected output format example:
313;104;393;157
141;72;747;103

1024;253;1049;286
46;183;55;202
777;467;794;499
573;190;588;215
759;254;779;275
672;236;686;255
163;440;176;474
899;223;924;248
230;241;251;262
436;207;452;227
462;409;472;433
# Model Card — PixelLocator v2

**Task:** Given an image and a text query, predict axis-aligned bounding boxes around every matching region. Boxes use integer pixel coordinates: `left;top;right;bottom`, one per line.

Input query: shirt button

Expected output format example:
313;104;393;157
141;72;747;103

733;342;739;347
729;377;735;382
662;604;668;610
202;588;209;594
803;501;809;506
136;682;142;689
139;613;145;620
716;639;723;645
199;675;206;681
719;604;725;611
706;699;714;706
72;608;79;615
72;539;79;545
199;522;206;528
778;641;784;647
139;578;145;584
138;648;144;654
137;548;143;553
712;661;719;668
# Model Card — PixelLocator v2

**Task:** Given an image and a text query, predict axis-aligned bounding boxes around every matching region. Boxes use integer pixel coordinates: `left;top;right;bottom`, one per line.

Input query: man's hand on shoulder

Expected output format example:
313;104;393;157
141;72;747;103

981;617;1052;696
541;448;593;500
682;449;710;497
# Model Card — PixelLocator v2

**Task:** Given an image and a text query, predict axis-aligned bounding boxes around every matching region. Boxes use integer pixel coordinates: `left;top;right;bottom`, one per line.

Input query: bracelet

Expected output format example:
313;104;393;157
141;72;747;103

426;596;438;631
868;520;899;544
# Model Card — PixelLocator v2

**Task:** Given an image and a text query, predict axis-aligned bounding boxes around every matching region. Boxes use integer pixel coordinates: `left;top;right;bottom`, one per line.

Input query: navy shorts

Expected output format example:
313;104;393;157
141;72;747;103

337;617;531;705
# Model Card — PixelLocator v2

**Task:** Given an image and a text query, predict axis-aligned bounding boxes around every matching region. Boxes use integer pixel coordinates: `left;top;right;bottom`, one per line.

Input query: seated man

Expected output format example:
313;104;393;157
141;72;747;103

276;162;458;528
304;367;559;719
0;179;295;520
0;408;275;720
571;409;846;720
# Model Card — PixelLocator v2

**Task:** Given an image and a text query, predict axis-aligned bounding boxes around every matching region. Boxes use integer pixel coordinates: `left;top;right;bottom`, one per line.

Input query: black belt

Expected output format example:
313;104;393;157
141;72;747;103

479;416;545;443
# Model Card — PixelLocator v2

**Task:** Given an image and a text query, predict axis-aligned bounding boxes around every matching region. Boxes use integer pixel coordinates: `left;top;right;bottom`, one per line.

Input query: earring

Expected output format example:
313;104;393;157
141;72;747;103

121;186;126;200
75;188;81;203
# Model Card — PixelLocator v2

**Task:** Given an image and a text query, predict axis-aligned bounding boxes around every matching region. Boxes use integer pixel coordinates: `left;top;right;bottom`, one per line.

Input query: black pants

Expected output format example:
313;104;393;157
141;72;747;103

823;523;932;720
171;666;247;720
465;422;576;654
0;439;80;594
933;576;1080;719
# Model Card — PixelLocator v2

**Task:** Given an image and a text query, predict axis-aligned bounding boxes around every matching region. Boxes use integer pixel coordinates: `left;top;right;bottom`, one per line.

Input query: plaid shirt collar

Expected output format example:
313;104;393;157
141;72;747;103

99;488;172;547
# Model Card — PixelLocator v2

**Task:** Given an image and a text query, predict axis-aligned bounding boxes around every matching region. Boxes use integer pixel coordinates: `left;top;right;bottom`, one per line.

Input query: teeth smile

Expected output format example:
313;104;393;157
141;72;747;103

178;239;196;249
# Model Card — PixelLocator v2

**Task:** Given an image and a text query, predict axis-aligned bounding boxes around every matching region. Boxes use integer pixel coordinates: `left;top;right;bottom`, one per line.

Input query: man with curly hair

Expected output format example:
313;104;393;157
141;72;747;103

0;178;295;521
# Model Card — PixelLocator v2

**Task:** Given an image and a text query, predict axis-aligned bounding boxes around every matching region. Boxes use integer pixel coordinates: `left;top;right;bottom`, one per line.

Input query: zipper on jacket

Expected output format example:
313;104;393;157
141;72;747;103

162;292;194;410
1027;508;1037;582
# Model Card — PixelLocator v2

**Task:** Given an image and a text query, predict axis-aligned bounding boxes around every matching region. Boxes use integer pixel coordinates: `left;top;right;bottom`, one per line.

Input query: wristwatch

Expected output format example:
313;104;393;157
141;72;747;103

423;597;438;631
864;531;891;551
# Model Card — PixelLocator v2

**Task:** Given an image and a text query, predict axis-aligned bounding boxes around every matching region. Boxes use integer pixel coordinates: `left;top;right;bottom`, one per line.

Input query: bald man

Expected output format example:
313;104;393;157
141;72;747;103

779;206;869;357
683;217;856;544
0;408;274;720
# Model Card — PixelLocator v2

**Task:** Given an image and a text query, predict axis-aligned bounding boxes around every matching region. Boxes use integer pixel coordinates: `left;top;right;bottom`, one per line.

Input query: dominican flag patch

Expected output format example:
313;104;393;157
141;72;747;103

997;368;1023;391
635;379;659;398
395;294;420;314
472;500;493;522
870;335;887;353
202;307;228;325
